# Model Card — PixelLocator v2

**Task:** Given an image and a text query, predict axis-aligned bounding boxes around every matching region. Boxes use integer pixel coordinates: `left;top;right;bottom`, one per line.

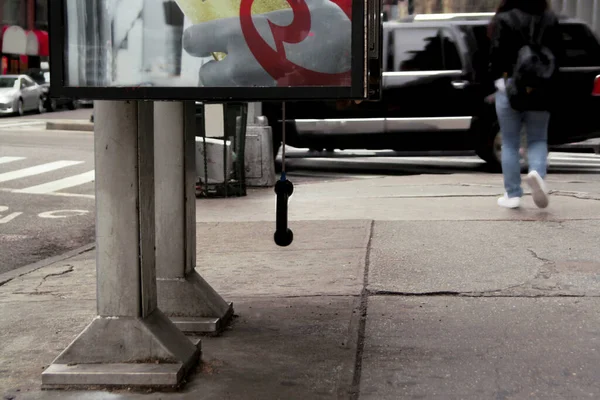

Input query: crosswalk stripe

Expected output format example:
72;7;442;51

0;156;26;165
16;170;95;194
0;160;83;183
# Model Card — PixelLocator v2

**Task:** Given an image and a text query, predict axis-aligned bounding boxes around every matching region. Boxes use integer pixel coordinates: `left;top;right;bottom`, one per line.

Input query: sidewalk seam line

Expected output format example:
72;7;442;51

348;219;374;400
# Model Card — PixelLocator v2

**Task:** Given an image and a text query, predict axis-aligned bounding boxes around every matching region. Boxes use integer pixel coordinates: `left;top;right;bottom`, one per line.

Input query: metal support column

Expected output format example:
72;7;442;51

42;101;201;389
154;101;233;334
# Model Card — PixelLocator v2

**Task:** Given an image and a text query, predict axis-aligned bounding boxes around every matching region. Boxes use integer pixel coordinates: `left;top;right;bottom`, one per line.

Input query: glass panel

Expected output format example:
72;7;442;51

558;23;600;67
63;0;354;88
0;77;18;88
440;29;462;70
392;28;445;71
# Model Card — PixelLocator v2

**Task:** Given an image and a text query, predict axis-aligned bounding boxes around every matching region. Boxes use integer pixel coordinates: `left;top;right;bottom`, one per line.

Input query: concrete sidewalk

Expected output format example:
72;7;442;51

1;172;600;399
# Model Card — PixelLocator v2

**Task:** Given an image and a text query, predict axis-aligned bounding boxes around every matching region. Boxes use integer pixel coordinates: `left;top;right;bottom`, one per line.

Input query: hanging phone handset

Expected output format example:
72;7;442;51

274;102;294;247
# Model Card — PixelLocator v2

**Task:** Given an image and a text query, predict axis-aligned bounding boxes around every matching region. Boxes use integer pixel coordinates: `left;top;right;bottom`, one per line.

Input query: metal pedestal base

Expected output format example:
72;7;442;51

42;310;201;389
158;271;234;335
171;303;234;334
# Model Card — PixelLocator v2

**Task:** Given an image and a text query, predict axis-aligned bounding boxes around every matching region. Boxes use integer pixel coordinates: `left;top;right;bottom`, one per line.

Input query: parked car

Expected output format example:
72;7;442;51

0;74;45;116
263;13;600;170
26;69;79;112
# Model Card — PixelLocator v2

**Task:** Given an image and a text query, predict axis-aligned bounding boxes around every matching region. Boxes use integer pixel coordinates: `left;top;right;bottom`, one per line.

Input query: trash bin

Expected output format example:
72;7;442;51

196;102;248;198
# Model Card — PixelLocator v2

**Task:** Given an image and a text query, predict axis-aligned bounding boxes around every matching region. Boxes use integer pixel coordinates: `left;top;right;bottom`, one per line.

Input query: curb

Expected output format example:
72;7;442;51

46;121;94;132
0;243;95;287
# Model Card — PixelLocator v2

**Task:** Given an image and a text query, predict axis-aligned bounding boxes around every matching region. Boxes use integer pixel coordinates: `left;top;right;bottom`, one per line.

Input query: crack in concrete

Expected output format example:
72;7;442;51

375;194;500;199
0;278;12;287
526;249;562;292
367;250;578;299
35;265;75;291
368;290;588;298
0;245;93;290
11;266;76;297
348;220;374;400
550;190;600;201
1;265;76;291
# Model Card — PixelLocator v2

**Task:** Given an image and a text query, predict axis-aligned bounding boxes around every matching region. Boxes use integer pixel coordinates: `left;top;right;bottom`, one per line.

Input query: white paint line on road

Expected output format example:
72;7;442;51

38;209;89;219
0;187;94;199
0;156;26;165
0;212;23;224
0;160;83;183
16;170;95;194
52;192;95;199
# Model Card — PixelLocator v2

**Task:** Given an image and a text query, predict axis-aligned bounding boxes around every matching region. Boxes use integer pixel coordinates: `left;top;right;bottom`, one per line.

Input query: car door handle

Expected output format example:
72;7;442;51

451;80;469;89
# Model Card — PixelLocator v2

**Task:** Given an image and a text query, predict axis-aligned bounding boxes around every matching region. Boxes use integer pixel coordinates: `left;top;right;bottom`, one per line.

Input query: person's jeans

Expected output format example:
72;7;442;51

495;90;551;198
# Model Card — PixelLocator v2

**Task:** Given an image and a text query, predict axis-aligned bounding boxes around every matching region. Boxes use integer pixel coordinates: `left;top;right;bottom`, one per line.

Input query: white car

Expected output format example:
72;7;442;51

0;75;45;116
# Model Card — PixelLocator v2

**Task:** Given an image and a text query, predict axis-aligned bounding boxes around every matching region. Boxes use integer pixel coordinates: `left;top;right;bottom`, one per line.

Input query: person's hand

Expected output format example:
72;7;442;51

485;93;496;104
182;0;351;87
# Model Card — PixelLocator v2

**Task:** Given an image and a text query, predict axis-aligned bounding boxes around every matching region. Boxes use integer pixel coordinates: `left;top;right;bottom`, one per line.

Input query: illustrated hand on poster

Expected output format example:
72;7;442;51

181;0;352;87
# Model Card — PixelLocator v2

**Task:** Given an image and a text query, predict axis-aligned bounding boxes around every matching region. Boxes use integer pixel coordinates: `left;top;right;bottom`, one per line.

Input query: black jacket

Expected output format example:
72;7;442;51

489;8;564;81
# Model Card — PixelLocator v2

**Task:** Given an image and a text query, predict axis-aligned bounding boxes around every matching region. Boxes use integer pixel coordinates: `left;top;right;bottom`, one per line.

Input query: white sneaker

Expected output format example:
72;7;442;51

498;194;521;209
525;171;549;209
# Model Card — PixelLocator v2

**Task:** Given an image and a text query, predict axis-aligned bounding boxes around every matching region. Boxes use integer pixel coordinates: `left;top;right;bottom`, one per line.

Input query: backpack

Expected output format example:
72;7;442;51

505;12;557;111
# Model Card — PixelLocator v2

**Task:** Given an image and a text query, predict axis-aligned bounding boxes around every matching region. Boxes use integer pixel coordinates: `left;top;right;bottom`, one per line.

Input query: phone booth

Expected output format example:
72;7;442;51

43;0;382;390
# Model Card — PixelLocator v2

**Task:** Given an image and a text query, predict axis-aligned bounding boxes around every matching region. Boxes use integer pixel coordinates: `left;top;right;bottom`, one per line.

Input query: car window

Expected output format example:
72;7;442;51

0;77;18;88
558;23;600;67
23;76;36;87
20;79;27;89
388;27;462;72
27;70;46;84
460;24;491;82
440;29;462;70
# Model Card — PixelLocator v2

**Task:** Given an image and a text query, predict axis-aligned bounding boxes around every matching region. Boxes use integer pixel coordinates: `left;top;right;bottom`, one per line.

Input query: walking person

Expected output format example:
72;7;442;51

488;0;563;209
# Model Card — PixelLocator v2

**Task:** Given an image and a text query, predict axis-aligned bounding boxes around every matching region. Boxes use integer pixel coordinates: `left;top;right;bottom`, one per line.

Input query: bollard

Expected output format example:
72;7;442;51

42;101;200;389
154;101;233;334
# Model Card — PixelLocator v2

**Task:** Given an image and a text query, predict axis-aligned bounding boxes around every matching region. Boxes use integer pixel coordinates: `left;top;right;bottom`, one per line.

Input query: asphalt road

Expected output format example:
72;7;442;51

0;113;95;274
5;106;93;121
1;106;600;274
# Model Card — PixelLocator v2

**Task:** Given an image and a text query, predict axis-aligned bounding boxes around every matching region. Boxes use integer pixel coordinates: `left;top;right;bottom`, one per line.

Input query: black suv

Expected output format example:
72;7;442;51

263;13;600;169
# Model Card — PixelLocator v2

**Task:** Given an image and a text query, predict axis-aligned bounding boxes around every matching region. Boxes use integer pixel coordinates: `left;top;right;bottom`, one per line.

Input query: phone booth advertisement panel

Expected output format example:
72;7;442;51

50;0;382;102
42;0;382;390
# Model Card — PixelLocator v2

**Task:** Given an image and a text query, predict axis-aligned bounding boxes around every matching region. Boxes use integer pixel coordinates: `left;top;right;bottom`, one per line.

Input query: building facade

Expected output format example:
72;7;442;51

0;0;49;74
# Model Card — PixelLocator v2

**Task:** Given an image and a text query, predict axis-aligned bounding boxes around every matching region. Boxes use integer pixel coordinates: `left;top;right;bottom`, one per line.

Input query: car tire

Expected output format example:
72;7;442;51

16;99;24;116
475;115;529;173
46;98;57;112
67;101;79;110
475;117;502;171
37;98;45;114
